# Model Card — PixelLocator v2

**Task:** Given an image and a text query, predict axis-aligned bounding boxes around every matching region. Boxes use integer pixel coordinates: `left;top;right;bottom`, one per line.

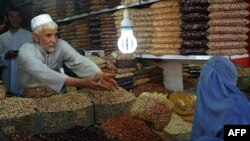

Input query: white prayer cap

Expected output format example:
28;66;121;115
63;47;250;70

31;14;54;31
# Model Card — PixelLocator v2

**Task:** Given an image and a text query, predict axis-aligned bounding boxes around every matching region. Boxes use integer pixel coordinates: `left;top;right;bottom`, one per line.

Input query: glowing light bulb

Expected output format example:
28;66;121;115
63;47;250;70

118;9;137;54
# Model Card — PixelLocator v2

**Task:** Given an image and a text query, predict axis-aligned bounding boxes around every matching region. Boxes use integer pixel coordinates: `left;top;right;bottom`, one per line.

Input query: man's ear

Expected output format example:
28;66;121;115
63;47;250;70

32;33;39;43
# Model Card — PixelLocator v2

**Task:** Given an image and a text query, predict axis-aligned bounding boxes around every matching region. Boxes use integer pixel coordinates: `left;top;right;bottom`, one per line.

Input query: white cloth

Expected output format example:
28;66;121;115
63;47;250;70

31;14;54;31
0;28;33;94
18;39;101;94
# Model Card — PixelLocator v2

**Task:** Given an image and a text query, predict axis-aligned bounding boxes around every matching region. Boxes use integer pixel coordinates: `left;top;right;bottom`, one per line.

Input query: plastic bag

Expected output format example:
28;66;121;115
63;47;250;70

151;43;180;49
209;10;249;19
207;48;248;56
153;31;180;38
180;47;208;55
209;18;249;26
207;41;248;49
208;2;249;12
130;92;174;130
207;34;248;41
180;31;208;40
149;49;180;55
153;13;180;21
180;6;209;13
179;0;209;6
208;26;249;34
153;26;180;32
181;13;209;22
181;22;209;31
150;0;179;9
210;0;245;3
153;7;179;14
182;39;208;48
152;38;180;44
153;20;180;26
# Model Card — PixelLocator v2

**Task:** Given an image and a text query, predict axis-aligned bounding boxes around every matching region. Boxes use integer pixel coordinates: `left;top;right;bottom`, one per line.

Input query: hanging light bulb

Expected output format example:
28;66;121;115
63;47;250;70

118;8;137;54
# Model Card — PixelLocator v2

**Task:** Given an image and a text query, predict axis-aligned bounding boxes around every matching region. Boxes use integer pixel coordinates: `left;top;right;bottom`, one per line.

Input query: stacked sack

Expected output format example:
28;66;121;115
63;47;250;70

113;8;153;54
59;20;90;49
207;0;249;55
169;92;196;123
43;0;67;20
99;13;118;54
150;0;181;55
88;16;102;49
59;24;75;47
179;0;210;55
130;92;174;130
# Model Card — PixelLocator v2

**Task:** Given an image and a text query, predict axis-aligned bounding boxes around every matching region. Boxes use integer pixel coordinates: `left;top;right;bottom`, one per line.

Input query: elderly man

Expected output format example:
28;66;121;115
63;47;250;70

18;14;117;96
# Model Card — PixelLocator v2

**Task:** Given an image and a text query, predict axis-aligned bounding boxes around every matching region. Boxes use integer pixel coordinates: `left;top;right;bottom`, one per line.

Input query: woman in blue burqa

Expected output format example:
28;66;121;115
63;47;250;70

190;56;250;141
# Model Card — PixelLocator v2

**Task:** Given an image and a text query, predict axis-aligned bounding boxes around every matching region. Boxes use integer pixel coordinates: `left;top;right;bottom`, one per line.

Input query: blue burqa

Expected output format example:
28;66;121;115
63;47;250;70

190;57;250;141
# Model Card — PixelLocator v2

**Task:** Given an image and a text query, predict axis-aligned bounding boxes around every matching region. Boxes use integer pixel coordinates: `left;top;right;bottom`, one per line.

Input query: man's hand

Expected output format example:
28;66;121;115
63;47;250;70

95;72;118;91
80;77;110;90
145;121;174;141
5;50;18;59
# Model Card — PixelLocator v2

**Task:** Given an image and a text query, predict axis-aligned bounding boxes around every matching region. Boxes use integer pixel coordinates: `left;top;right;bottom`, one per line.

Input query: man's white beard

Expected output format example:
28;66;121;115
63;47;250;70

42;45;55;53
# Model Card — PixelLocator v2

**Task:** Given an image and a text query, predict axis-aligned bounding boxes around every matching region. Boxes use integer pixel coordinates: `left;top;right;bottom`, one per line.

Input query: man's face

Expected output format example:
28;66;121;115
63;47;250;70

7;11;21;29
35;26;58;53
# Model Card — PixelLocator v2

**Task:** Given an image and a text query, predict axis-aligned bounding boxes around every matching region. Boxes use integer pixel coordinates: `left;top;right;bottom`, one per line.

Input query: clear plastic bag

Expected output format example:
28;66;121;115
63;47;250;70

180;47;208;55
181;22;209;31
207;41;248;49
151;43;181;49
182;40;208;48
150;1;179;9
153;20;181;26
153;7;180;14
179;0;210;6
181;13;209;22
209;18;249;26
207;34;248;41
149;49;180;55
180;31;208;40
153;13;180;21
208;2;249;11
208;26;249;34
180;6;209;13
153;26;180;32
153;32;180;38
207;48;248;56
209;10;249;19
210;0;245;3
152;38;181;44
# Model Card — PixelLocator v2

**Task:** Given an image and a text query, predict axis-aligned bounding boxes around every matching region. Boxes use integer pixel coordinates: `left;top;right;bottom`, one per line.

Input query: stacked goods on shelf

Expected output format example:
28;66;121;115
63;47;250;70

132;83;172;97
9;126;116;141
150;0;181;55
43;0;66;20
207;0;249;55
99;13;118;54
74;0;90;14
71;20;90;49
134;66;164;85
59;20;90;49
169;92;196;123
89;55;108;69
78;87;136;124
104;0;121;8
88;16;102;48
114;53;138;90
179;0;210;55
63;0;76;17
130;92;174;130
0;98;37;135
101;114;160;141
34;93;93;133
120;0;139;5
59;24;75;48
89;0;105;11
183;64;201;90
113;8;153;54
